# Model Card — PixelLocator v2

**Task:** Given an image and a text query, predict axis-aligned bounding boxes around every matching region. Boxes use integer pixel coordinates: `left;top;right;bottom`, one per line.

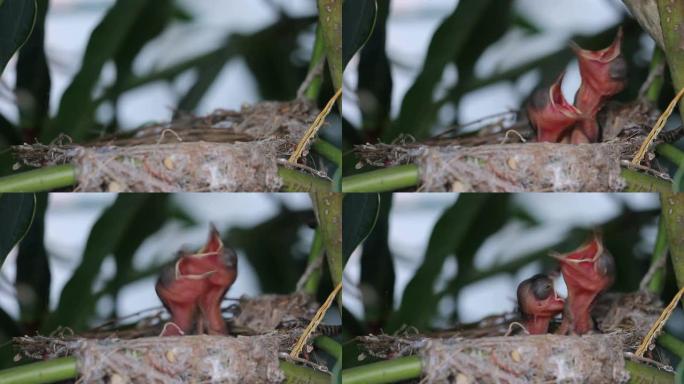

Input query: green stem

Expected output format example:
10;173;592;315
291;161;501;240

660;193;684;295
342;165;419;192
313;336;342;361
304;229;324;295
341;356;673;384
316;0;342;91
0;165;331;193
304;25;326;101
0;357;77;384
0;357;330;384
341;356;422;384
657;0;684;125
656;143;684;166
625;360;674;384
646;48;666;104
312;139;342;167
647;218;669;294
0;164;76;192
279;360;330;384
279;167;332;192
621;168;673;193
658;332;684;358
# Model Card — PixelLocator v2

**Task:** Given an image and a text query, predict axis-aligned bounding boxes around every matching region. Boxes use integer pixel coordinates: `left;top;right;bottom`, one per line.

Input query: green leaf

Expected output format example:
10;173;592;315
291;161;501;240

0;193;36;266
106;0;174;130
389;194;489;331
44;0;149;142
356;0;391;139
386;0;495;141
45;195;153;332
342;193;379;265
359;193;394;330
227;208;312;294
0;0;36;75
342;0;377;69
15;0;50;140
108;195;169;316
15;193;49;329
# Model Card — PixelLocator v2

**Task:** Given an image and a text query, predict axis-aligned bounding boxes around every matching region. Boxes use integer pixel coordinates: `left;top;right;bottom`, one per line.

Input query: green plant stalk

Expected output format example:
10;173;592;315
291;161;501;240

656;143;684;166
0;357;329;384
279;167;332;192
660;193;684;296
313;335;342;361
304;229;324;295
342;164;419;192
341;355;672;384
0;164;75;192
0;357;77;384
341;356;422;384
312;139;342;167
305;25;326;101
648;218;669;294
280;360;330;384
317;0;342;91
658;332;684;358
657;0;684;125
0;165;330;193
646;48;666;103
621;168;673;193
625;360;674;384
342;166;674;193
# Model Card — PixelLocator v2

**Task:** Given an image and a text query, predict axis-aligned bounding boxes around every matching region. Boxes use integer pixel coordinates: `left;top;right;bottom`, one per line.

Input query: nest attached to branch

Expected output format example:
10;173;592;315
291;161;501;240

13;100;320;192
354;101;673;192
14;293;335;383
356;291;664;383
356;137;644;192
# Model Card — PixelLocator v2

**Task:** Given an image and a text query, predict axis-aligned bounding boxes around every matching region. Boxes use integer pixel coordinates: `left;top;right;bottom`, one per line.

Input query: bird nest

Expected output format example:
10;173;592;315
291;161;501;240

356;291;669;383
13;293;336;383
354;103;676;192
12;100;321;192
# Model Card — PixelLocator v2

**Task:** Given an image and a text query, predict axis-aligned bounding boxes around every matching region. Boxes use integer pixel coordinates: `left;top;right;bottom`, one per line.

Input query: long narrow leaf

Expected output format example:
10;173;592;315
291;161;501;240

45;0;148;142
0;193;35;266
390;195;489;330
0;0;36;75
386;0;493;141
45;195;153;332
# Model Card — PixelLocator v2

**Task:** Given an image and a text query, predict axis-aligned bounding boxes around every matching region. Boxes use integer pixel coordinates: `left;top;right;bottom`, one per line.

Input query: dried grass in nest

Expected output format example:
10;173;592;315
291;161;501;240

233;292;319;333
356;291;665;383
14;293;333;383
13;100;321;192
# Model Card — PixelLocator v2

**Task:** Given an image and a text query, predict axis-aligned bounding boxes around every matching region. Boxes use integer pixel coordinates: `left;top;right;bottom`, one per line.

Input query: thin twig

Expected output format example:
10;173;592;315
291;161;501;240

632;87;684;165
290;283;342;359
636;286;684;357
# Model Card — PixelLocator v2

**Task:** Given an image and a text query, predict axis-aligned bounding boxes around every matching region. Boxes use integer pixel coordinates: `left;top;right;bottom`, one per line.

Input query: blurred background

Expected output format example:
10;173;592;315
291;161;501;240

343;193;684;367
0;193;338;368
0;0;339;175
342;0;682;174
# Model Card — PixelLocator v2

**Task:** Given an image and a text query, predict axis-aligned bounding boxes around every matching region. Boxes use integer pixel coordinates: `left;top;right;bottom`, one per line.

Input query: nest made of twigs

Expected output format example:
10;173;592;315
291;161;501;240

13;293;337;383
354;101;675;192
13;100;321;192
356;291;666;383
